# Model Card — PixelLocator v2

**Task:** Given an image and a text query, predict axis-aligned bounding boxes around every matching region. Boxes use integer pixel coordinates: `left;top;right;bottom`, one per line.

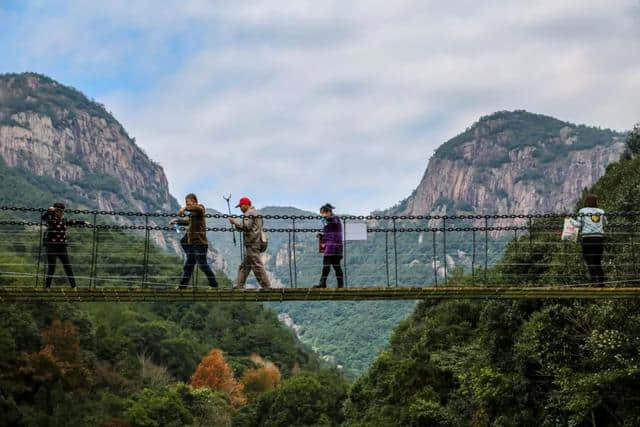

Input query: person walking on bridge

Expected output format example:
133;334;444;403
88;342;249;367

228;197;271;289
42;202;90;289
314;203;344;288
571;194;607;286
170;193;218;289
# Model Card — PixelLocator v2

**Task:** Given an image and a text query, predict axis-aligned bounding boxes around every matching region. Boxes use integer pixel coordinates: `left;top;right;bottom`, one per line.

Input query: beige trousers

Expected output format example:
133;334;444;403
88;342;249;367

235;247;271;288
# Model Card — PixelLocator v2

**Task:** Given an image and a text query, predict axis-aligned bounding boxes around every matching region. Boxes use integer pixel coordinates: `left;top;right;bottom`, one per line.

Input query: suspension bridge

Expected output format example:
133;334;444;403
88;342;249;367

1;206;639;302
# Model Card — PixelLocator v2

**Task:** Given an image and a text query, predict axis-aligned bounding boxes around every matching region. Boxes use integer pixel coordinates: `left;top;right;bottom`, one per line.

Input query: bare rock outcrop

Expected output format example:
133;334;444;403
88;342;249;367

387;111;625;217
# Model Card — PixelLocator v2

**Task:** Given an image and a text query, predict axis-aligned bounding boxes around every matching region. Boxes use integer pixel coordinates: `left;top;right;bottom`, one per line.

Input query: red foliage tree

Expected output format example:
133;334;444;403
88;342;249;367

190;348;246;407
20;319;88;389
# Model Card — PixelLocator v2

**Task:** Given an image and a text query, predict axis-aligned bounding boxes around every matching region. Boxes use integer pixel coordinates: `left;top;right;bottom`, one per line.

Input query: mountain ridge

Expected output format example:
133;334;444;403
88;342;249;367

0;72;178;214
387;109;626;217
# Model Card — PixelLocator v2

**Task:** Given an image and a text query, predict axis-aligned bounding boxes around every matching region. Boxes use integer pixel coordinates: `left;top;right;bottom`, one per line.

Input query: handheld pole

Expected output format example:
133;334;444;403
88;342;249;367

223;194;237;246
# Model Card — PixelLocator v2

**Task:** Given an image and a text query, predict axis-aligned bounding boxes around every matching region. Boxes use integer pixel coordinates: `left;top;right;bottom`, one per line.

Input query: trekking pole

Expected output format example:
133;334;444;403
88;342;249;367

223;193;237;246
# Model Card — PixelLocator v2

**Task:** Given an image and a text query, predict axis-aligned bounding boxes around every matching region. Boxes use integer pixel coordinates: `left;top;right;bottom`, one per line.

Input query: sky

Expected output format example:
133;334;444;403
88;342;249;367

1;0;639;214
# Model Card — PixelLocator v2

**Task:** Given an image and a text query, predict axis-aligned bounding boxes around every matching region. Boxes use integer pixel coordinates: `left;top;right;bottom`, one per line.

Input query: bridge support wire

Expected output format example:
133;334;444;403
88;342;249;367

35;216;44;289
90;213;98;289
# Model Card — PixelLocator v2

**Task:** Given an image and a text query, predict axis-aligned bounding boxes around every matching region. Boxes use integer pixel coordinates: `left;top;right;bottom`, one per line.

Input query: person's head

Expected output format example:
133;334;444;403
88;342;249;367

236;197;252;213
185;193;198;208
585;194;598;208
320;203;335;218
53;202;65;217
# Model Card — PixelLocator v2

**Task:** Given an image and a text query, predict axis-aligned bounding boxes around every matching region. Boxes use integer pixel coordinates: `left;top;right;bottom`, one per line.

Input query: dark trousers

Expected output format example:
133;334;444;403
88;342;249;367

582;236;605;286
45;243;76;288
180;244;218;288
319;255;344;288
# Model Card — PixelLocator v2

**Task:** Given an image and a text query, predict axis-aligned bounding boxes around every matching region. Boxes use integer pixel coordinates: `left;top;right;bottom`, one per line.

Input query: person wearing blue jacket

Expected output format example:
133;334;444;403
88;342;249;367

571;195;607;286
314;203;344;288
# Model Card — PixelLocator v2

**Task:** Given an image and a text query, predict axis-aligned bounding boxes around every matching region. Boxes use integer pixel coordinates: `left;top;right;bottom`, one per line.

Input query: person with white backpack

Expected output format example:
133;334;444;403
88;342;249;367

569;194;607;286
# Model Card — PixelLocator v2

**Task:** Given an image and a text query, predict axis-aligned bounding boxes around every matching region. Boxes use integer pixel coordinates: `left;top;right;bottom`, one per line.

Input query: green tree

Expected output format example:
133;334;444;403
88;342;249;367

125;385;193;427
234;371;348;427
626;123;640;156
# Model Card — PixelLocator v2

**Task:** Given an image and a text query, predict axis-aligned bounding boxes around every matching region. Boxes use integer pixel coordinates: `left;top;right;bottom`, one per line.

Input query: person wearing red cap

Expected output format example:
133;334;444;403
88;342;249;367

228;197;271;289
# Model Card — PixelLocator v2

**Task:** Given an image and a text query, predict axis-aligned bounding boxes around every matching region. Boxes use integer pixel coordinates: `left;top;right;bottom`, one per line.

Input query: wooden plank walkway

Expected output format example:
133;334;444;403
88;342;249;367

2;286;640;302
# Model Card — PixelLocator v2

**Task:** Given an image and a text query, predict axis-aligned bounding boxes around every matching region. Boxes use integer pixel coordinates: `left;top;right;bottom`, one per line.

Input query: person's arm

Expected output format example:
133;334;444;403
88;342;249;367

42;208;55;222
569;209;583;230
231;214;254;231
65;219;90;226
170;214;189;225
229;216;243;229
171;206;194;225
184;204;205;217
335;220;343;244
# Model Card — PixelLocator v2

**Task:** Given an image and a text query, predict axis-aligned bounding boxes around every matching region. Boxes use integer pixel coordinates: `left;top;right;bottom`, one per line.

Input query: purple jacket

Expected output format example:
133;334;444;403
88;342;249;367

322;216;343;256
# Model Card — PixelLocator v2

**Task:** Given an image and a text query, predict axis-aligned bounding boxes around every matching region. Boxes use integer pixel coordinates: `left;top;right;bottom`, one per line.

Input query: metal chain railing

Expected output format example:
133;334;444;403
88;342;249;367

0;206;639;292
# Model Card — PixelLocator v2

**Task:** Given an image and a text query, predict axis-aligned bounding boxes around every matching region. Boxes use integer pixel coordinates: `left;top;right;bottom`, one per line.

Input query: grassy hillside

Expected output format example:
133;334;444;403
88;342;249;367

0;158;89;211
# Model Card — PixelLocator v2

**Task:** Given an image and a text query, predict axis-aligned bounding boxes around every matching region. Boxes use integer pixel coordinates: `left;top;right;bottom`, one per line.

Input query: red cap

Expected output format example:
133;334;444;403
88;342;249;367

236;197;252;208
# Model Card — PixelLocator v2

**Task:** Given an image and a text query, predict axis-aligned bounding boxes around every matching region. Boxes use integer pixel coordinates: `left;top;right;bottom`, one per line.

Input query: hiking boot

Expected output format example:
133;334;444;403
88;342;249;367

313;284;327;289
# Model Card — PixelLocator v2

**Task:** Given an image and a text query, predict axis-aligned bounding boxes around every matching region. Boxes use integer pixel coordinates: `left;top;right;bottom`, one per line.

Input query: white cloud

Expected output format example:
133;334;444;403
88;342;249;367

4;0;640;214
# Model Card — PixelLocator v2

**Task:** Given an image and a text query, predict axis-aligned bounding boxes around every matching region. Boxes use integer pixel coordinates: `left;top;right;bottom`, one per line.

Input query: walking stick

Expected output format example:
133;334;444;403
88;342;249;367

223;193;237;246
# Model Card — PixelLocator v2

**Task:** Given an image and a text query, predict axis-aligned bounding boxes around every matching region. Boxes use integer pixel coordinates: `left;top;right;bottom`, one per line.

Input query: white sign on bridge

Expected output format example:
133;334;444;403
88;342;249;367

343;222;367;240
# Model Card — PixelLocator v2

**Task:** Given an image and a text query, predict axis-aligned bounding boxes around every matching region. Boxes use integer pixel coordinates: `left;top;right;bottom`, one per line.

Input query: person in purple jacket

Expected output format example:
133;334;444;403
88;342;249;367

314;203;344;288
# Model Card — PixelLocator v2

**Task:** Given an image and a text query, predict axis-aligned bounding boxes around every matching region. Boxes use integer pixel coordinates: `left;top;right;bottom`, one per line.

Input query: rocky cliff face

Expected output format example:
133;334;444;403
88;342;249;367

0;73;186;251
0;73;178;214
388;110;625;217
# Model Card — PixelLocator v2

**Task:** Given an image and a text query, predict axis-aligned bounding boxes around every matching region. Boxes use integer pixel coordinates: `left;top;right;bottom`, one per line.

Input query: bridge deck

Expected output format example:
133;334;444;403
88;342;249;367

2;286;640;302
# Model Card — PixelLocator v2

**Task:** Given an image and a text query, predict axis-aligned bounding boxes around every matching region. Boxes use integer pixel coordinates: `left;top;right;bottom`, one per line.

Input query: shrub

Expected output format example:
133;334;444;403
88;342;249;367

626;123;640;156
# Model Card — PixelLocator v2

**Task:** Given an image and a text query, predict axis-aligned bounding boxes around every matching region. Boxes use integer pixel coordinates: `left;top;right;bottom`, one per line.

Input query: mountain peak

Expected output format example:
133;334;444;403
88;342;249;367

0;72;178;214
391;111;625;216
435;110;621;161
0;72;118;130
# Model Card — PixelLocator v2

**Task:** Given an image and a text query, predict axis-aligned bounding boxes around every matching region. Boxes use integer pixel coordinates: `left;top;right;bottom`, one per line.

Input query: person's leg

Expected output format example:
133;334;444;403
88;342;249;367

249;249;271;289
582;237;602;286
582;239;596;280
179;245;196;288
316;256;332;288
44;245;57;288
235;251;251;288
592;237;606;285
332;256;344;288
57;245;76;288
194;244;218;287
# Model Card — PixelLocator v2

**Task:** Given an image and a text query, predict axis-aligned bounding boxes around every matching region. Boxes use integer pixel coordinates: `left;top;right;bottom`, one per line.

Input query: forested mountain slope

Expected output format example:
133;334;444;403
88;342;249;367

345;128;640;426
